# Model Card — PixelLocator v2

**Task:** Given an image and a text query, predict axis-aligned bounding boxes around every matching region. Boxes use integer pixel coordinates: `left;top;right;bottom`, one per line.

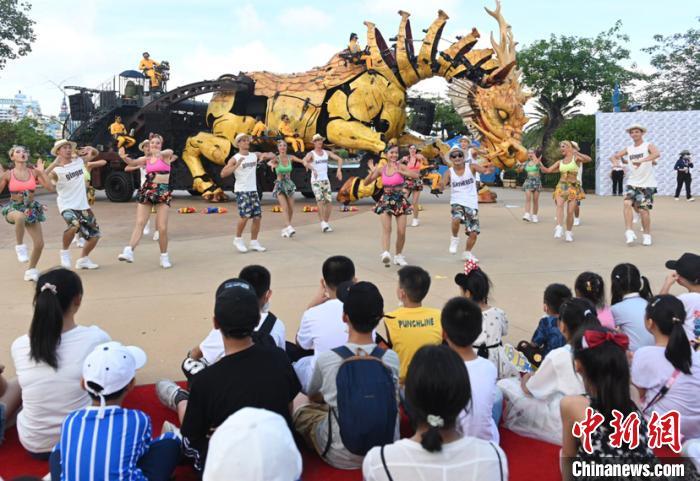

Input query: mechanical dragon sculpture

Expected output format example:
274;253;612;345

181;0;528;201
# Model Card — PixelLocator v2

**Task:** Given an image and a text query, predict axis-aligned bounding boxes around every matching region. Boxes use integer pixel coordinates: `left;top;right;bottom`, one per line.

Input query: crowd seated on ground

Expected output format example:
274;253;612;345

1;252;700;480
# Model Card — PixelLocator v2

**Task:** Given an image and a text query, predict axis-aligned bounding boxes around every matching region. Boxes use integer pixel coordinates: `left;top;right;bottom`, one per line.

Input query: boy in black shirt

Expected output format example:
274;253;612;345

156;278;301;471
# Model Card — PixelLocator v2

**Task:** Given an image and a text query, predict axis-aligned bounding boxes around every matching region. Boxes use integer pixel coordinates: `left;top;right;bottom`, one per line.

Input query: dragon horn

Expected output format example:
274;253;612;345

436;28;480;78
415;10;449;81
364;21;403;88
395;10;420;87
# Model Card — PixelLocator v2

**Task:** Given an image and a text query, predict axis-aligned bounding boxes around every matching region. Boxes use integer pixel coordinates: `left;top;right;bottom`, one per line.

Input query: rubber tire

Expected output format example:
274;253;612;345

105;171;135;202
301;191;315;199
187;189;202;197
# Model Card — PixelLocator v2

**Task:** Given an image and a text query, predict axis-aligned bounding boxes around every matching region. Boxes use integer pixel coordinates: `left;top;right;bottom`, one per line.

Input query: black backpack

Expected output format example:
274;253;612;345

251;312;279;349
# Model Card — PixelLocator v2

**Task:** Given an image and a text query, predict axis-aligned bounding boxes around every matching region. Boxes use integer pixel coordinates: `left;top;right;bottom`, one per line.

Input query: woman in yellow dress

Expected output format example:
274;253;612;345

541;141;591;242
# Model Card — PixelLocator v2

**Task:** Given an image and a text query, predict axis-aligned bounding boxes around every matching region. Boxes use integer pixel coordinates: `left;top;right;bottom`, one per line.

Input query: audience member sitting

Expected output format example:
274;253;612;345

661;252;700;342
610;263;654;351
294;255;355;392
384;266;442;385
11;268;111;457
203;407;302;481
156;278;300;472
632;295;700;440
363;345;507;481
575;271;615;328
528;283;572;359
293;281;400;470
49;342;180;481
561;327;660;481
454;261;518;379
0;363;21;447
442;297;500;443
499;298;599;445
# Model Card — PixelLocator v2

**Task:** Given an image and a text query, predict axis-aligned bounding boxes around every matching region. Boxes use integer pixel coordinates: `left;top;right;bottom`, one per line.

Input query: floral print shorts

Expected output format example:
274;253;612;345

451;204;480;234
311;180;332;203
61;209;101;239
234;191;262;218
625;186;656;210
374;187;412;216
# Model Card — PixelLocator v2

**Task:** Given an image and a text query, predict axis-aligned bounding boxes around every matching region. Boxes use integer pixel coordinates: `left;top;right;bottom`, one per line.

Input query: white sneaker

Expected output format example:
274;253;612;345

393;254;408;266
160;253;172;269
573;217;581;226
233;237;248;253
642;234;652;246
15;244;29;263
411;218;420;227
565;231;574;242
522;213;531;222
554;225;564;239
321;222;333;233
674;197;680;201
531;215;539;223
249;240;267;252
448;236;459;254
153;231;160;241
381;251;391;266
76;237;86;248
281;227;290;238
625;229;637;245
462;251;478;262
24;268;39;282
118;246;134;263
689;197;695;202
156;379;186;411
60;249;72;268
75;257;99;270
287;226;296;237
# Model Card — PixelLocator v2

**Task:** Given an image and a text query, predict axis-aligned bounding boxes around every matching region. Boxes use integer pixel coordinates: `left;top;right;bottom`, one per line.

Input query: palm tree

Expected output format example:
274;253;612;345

525;98;580;157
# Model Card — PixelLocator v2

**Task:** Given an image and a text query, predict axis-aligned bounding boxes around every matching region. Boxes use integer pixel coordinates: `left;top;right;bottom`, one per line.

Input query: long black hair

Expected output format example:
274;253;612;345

572;326;637;419
646;295;691;375
458;268;492;304
405;345;470;453
575;272;606;309
30;268;83;369
559;298;601;341
610;263;652;305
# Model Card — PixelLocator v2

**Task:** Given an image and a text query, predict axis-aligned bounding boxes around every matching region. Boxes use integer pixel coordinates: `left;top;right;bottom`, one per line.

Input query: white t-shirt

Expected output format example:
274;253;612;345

678;292;700;341
311;150;330;182
54;158;90;212
526;345;584;399
449;166;478;209
631;346;700;439
233;152;259;192
199;312;286;364
11;325;111;453
459;357;499;443
296;299;348;353
625;142;657;188
363;436;508;481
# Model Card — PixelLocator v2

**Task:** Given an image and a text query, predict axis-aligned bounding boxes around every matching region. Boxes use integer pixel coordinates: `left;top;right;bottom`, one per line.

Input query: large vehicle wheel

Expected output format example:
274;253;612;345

105;171;135;202
301;191;315;199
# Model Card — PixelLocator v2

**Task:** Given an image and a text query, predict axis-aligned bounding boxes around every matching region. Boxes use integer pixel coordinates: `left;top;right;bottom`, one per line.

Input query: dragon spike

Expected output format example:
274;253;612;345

435;28;480;77
364;21;403;88
395;10;420;87
483;0;518;85
415;10;449;80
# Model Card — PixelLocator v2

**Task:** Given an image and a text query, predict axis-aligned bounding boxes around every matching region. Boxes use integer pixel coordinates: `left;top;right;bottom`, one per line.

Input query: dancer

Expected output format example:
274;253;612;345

442;146;493;262
46;140;103;270
573;141;584;226
302;134;343;233
541;140;591;242
610;124;660;246
402;144;428;227
117;133;177;268
136;139;158;241
516;148;543;222
0;146;51;281
221;133;275;253
267;140;306;238
364;145;420;266
674;149;694;201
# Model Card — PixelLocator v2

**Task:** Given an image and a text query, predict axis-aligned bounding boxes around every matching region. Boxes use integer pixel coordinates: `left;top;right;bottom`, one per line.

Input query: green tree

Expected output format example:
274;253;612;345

0;118;54;166
518;21;642;158
639;19;700;111
0;0;36;70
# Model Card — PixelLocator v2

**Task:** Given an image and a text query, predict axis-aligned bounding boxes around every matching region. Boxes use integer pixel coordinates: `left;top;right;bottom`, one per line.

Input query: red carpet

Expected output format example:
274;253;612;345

0;384;560;480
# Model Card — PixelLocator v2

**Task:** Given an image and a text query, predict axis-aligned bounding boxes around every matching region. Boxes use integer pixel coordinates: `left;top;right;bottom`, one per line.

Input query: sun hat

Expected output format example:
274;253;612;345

234;133;251;146
138;139;150;152
625;124;647;134
50;139;77;156
312;134;325;142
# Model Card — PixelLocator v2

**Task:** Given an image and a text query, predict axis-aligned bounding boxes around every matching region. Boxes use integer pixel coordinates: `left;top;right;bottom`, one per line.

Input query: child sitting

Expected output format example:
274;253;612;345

529;283;572;358
442;297;500;443
610;263;654;351
661;252;700;342
499;298;600;445
49;342;180;481
575;271;614;328
384;266;442;385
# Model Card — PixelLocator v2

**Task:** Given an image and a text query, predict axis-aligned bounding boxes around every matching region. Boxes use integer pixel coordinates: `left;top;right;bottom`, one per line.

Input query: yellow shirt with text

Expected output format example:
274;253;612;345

385;306;442;384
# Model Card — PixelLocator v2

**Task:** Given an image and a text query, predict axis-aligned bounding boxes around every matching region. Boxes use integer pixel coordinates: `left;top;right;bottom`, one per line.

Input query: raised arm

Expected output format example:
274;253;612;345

86;159;107;171
33;159;54;190
540;161;560;174
644;143;661;165
610;148;628;163
220;156;240;178
471;161;494;175
362;159;382;185
398;164;420;179
573;151;592;164
78;146;100;163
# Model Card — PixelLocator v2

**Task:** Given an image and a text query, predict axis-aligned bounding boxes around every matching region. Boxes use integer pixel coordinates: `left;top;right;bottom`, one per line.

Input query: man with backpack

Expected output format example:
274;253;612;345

156;278;300;472
293;281;400;469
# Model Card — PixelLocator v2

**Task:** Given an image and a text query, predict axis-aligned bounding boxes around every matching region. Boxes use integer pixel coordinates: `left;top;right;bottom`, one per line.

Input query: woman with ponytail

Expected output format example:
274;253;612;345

631;295;700;440
10;268;110;457
561;327;659;481
362;345;507;481
610;263;655;351
498;298;600;445
575;271;615;328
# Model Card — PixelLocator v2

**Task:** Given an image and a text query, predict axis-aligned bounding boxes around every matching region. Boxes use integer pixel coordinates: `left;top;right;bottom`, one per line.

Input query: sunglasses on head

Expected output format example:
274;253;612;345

450;152;464;158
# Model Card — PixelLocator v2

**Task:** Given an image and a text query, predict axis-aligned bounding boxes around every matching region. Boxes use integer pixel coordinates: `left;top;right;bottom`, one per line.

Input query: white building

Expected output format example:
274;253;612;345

0;91;42;122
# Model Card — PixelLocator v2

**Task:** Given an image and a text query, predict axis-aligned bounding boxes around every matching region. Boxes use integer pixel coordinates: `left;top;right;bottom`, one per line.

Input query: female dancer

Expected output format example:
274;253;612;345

516;148;543;223
541;141;591;242
364;145;420;267
117;133;177;268
137;139;159;241
266;140;306;238
0;146;50;282
402;144;427;227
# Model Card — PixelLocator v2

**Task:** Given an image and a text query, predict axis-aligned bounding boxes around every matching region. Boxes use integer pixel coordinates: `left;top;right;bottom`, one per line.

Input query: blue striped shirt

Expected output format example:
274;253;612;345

54;406;178;481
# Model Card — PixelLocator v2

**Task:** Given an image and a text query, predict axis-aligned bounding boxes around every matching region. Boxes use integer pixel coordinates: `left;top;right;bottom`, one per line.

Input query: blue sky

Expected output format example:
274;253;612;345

0;0;697;116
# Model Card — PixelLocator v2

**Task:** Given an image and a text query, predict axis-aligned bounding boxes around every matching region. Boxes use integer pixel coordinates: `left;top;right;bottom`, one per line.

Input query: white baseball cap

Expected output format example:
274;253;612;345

203;408;302;481
83;342;147;398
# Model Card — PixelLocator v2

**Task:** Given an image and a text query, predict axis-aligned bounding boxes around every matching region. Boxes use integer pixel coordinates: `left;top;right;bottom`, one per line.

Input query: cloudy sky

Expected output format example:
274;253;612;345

0;0;696;116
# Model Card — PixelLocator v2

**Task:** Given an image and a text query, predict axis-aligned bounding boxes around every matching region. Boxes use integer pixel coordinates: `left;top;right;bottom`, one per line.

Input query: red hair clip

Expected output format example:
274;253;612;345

464;259;480;276
582;330;629;351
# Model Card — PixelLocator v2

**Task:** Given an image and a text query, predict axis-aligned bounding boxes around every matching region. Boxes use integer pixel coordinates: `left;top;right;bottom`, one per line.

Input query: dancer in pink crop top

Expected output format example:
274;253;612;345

363;144;421;267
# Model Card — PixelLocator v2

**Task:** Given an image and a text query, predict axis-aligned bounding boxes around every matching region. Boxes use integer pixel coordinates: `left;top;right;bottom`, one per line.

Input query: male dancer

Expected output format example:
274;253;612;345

302;134;343;233
610;124;660;246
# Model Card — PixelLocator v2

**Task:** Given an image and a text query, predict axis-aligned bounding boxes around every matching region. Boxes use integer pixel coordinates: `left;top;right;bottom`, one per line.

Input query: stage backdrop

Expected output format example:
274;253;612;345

595;111;700;196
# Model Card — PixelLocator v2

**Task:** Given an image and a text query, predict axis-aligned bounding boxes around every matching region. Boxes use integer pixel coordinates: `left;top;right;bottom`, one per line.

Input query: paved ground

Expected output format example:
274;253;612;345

1;188;697;382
